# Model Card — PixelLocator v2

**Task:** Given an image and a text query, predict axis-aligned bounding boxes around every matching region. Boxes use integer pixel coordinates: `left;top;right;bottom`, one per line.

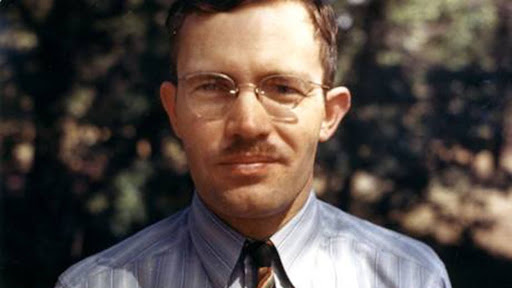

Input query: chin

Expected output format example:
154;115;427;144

204;183;290;217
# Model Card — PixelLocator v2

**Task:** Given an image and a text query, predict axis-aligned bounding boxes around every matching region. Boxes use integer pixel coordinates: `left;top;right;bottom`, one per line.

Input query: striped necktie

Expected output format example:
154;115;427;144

244;240;295;288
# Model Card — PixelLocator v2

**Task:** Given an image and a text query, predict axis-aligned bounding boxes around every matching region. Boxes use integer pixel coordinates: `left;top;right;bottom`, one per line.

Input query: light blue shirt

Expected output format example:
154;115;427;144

56;191;451;288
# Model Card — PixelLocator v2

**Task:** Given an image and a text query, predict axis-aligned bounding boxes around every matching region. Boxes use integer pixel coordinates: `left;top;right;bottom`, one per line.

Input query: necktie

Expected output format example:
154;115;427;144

244;240;295;288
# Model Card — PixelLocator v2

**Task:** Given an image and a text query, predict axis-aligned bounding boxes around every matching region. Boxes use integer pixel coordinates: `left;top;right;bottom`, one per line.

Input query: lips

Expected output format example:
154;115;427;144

219;154;279;164
217;154;280;176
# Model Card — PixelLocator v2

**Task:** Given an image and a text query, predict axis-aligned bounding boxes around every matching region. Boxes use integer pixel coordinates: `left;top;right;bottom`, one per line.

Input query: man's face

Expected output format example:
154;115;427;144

161;1;350;230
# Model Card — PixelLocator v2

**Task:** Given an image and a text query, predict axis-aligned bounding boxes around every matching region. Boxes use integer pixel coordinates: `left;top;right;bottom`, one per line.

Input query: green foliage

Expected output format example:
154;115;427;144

384;0;498;69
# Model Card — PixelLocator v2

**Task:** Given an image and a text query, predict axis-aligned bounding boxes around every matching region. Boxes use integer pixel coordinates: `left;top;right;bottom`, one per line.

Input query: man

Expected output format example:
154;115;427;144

56;0;451;287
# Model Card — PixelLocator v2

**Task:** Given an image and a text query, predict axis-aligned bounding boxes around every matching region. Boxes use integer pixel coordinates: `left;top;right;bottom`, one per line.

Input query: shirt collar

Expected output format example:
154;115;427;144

270;191;321;279
189;194;245;288
188;191;321;288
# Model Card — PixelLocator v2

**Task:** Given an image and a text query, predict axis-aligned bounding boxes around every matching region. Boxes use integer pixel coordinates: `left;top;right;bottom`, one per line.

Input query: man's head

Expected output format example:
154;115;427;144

165;0;339;87
160;0;350;239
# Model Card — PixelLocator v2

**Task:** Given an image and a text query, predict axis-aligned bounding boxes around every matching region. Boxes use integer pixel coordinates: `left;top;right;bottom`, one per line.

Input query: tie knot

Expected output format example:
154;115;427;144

244;240;275;268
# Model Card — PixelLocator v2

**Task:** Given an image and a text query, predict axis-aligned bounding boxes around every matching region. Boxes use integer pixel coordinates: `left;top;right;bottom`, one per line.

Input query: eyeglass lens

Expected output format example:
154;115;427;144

182;73;314;120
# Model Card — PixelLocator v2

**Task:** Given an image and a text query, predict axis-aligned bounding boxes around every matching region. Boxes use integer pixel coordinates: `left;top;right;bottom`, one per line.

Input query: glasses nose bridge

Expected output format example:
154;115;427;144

234;82;261;99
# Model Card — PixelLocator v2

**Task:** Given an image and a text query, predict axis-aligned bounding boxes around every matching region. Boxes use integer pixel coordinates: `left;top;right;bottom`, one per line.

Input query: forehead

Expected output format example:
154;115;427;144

176;1;323;80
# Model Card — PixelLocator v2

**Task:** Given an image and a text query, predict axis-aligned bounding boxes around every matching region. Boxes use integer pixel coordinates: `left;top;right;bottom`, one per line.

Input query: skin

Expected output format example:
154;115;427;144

160;1;351;240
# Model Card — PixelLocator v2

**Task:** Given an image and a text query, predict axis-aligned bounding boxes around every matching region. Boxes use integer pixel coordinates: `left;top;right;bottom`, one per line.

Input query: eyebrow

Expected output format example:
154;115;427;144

256;69;315;81
178;69;318;84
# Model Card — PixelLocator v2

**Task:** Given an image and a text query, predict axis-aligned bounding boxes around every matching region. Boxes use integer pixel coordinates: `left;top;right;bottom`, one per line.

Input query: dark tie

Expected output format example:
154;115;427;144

244;240;295;288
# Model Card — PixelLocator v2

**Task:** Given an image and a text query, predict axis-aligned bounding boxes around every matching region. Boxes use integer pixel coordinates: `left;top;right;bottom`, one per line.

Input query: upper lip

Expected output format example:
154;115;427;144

218;154;280;165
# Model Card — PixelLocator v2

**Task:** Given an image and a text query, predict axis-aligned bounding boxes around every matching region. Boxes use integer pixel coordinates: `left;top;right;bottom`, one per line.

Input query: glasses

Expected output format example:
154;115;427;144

177;72;329;122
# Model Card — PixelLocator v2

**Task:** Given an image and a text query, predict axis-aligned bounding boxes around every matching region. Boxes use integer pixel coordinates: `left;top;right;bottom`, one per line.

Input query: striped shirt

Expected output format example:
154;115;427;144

56;191;451;288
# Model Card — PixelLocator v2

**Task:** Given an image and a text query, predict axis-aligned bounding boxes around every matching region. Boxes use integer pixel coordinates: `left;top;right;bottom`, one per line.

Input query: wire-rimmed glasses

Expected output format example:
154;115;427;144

177;72;329;122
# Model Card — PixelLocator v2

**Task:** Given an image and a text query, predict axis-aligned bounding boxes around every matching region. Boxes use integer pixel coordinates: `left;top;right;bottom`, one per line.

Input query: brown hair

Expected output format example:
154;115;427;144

165;0;338;86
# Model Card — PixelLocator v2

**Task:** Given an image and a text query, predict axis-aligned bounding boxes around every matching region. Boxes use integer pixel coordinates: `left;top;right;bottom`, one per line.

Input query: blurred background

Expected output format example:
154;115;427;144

0;0;511;287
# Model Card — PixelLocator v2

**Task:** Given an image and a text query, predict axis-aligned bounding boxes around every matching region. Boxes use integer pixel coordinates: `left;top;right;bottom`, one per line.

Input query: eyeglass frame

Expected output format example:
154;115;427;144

175;71;330;121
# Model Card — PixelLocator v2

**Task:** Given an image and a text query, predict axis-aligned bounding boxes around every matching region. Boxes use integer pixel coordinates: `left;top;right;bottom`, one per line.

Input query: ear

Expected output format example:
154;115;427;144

319;86;351;142
160;81;182;139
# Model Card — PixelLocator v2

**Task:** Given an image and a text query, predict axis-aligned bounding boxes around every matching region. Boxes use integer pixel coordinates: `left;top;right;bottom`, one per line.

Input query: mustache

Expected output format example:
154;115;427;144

221;138;278;157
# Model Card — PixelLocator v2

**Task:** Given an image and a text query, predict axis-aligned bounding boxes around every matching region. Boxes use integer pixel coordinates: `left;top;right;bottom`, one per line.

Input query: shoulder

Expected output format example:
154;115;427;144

318;200;449;281
56;208;190;288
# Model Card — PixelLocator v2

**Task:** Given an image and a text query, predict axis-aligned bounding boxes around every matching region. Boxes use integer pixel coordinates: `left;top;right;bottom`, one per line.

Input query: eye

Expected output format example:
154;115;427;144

262;76;307;96
271;84;300;95
195;79;231;92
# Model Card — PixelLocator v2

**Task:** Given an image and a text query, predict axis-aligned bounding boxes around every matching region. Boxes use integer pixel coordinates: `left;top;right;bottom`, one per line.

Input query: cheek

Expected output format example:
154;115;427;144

275;124;321;173
279;109;324;154
179;121;223;165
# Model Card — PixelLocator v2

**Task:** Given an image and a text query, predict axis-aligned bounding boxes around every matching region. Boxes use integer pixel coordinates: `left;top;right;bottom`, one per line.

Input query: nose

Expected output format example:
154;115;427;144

224;85;272;140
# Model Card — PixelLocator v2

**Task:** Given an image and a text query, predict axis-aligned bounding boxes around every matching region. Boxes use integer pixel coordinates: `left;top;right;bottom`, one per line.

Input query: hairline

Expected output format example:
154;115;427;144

167;0;337;86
